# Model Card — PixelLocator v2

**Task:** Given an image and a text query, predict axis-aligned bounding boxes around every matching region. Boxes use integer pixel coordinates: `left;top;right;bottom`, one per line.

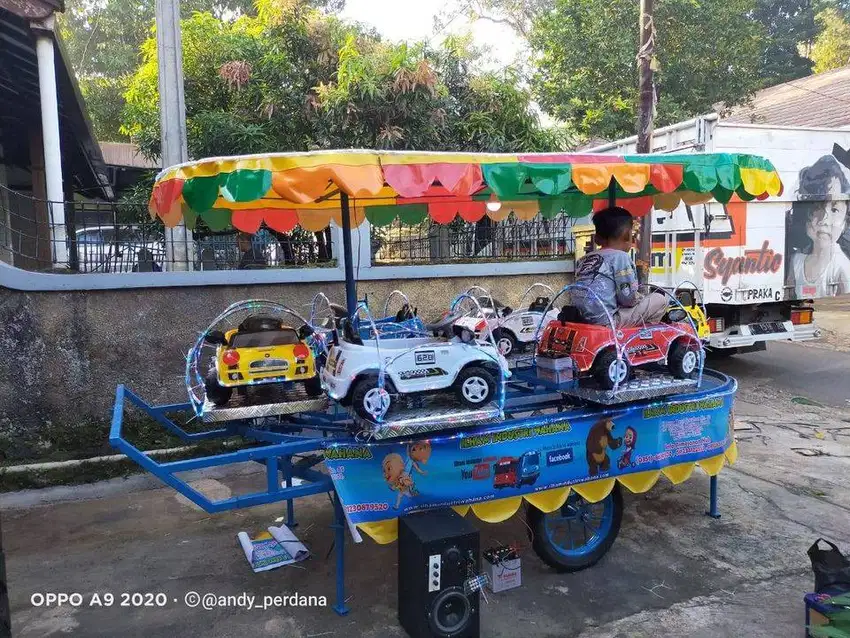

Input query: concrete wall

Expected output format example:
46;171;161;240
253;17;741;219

0;272;570;463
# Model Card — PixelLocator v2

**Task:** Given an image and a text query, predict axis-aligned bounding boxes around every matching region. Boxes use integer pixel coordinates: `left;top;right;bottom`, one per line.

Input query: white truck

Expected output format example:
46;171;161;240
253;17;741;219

588;115;850;354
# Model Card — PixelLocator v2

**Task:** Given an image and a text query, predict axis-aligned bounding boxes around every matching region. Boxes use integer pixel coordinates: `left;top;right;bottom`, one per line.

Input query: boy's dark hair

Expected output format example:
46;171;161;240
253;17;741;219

592;206;634;240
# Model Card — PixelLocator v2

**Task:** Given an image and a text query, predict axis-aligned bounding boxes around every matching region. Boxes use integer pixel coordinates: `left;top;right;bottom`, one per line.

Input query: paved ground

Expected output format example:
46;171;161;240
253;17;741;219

5;329;850;637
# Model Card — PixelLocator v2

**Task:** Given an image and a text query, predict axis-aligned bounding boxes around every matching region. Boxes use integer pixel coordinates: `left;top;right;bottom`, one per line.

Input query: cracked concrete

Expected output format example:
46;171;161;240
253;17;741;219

4;341;850;636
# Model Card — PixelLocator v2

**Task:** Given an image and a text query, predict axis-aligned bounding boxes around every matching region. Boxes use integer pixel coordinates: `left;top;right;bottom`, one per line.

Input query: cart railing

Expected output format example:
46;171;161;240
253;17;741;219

110;385;336;513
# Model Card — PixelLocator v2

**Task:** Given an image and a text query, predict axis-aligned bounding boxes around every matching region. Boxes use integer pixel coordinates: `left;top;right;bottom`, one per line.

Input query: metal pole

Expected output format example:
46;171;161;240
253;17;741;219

636;0;655;284
340;193;357;315
706;475;721;519
155;0;194;271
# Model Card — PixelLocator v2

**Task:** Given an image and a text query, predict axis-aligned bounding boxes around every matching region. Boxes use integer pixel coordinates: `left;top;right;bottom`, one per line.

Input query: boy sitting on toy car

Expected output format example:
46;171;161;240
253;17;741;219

573;206;667;327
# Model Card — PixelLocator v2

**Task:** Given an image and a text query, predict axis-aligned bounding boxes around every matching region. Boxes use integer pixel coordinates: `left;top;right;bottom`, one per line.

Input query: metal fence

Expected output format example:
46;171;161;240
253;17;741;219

0;185;334;273
1;185;577;273
371;215;577;264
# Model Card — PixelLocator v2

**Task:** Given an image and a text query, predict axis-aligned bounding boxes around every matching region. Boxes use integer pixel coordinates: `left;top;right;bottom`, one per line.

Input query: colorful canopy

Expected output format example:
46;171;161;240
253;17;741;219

149;150;784;232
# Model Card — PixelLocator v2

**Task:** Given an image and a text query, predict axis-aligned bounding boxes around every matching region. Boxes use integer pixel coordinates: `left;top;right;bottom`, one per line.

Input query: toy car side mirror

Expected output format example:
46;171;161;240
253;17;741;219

204;330;227;345
298;324;314;340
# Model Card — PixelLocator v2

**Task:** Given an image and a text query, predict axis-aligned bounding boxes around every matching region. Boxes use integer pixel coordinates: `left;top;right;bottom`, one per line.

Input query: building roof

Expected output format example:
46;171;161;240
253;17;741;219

723;66;850;128
100;142;160;169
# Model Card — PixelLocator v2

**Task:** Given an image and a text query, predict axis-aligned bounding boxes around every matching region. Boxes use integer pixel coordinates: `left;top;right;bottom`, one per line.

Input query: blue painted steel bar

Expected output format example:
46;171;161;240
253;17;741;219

124;388;232;441
267;456;280;495
707;475;720;519
332;492;350;616
283;457;297;527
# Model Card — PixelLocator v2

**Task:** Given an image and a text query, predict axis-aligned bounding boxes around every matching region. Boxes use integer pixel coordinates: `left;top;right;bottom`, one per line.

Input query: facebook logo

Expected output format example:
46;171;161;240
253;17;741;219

547;448;574;466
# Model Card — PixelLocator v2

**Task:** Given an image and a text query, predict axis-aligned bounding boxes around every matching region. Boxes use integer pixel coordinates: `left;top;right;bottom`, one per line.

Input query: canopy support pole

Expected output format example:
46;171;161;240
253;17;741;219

607;179;617;208
340;193;357;315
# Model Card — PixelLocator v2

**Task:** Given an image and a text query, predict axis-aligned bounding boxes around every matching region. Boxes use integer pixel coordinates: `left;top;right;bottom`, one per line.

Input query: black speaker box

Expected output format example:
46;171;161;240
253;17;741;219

398;509;480;638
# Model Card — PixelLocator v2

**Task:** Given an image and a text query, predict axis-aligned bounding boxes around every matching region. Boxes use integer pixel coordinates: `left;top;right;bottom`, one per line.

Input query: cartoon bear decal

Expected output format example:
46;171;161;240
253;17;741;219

586;418;623;476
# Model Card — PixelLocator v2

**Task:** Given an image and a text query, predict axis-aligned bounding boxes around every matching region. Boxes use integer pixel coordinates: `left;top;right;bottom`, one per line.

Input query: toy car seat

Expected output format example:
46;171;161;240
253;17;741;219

394;304;415;322
340;318;363;345
239;315;284;333
528;297;550;313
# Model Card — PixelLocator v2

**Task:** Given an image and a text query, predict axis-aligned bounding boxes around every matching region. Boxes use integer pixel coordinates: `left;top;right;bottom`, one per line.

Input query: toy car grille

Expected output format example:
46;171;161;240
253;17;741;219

542;329;575;354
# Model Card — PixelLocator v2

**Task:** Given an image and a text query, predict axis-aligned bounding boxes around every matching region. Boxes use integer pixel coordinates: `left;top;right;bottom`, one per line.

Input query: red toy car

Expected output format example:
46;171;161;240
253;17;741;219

537;308;701;389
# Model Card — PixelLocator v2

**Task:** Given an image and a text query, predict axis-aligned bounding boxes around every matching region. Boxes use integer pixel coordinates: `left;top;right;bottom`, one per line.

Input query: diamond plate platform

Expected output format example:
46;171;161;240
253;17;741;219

202;384;328;423
511;362;699;405
352;394;502;440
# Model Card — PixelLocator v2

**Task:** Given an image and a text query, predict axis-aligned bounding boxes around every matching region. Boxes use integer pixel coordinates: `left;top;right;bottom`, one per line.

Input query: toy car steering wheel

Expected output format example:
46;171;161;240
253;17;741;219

395;304;414;322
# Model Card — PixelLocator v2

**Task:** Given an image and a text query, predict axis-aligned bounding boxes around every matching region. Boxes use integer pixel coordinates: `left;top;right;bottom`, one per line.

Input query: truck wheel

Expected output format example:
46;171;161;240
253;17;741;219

204;370;233;406
493;329;518;356
668;340;700;379
304;374;323;397
528;484;623;572
455;366;497;407
351;376;392;421
592;349;630;389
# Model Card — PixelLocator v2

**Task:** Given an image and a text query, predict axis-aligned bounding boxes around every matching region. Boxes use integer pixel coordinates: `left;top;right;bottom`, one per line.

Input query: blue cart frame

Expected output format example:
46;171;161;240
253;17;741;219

110;379;724;616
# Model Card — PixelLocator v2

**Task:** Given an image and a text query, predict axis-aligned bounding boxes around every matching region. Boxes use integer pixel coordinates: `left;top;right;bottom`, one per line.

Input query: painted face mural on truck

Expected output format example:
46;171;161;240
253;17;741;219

785;147;850;299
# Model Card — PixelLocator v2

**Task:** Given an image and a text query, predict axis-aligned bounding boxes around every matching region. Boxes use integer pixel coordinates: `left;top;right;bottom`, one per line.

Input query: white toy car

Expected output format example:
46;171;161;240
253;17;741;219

322;320;511;421
452;295;559;356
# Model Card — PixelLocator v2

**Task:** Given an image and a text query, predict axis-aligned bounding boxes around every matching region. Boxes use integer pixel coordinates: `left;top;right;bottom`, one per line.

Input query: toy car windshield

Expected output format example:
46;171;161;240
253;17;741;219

231;329;300;348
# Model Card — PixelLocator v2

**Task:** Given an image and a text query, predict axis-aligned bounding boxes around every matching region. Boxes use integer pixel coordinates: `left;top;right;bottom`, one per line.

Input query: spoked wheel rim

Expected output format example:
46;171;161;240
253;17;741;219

461;376;490;403
543;492;614;558
682;350;698;374
362;387;390;418
497;337;513;356
607;358;628;384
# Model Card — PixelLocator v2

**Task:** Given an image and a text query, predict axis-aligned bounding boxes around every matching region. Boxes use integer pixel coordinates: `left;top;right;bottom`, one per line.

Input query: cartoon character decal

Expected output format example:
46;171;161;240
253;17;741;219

586;418;623;476
404;440;431;494
617;426;637;470
382;453;415;509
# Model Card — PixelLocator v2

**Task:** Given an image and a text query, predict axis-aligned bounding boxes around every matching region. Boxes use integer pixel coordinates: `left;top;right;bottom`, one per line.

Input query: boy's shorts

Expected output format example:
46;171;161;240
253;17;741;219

616;292;668;327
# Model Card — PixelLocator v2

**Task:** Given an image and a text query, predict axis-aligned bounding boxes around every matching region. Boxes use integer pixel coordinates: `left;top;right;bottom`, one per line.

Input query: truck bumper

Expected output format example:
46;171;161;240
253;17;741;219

708;321;822;349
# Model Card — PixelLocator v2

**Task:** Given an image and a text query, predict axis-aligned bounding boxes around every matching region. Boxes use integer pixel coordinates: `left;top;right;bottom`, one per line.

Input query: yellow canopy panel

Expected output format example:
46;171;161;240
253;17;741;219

149;150;783;232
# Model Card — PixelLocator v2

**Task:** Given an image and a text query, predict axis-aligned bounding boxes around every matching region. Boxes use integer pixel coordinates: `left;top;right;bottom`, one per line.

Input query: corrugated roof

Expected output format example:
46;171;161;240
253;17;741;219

99;142;160;169
723;66;850;127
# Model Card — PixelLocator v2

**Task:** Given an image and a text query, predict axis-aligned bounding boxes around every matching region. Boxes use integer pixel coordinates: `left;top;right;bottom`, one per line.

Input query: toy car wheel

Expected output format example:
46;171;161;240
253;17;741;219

351;377;393;421
527;484;623;573
593;349;630;389
668;340;700;379
304;374;323;397
455;366;497;406
493;329;518;357
204;370;233;406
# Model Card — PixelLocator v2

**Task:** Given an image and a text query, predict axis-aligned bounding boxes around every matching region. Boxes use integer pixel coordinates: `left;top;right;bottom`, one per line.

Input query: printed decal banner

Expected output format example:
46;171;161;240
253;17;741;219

324;391;735;524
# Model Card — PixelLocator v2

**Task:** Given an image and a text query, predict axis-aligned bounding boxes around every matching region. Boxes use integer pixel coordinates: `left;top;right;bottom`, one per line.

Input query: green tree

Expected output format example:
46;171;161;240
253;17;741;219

752;0;817;85
811;7;850;72
529;0;765;141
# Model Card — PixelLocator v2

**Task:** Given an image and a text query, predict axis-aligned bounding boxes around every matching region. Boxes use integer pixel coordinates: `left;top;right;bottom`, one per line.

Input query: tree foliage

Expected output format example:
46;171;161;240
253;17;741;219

811;6;850;72
121;8;570;160
529;0;765;141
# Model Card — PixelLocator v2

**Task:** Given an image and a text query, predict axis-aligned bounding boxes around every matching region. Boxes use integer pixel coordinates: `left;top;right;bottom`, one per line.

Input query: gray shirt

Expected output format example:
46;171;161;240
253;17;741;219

572;248;639;325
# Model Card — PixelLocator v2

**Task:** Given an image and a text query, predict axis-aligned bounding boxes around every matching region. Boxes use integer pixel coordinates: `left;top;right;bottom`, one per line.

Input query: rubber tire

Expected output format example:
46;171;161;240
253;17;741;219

527;484;623;573
350;376;393;421
592;349;631;390
304;374;323;397
455;366;497;407
493;329;518;357
204;370;233;406
668;340;700;379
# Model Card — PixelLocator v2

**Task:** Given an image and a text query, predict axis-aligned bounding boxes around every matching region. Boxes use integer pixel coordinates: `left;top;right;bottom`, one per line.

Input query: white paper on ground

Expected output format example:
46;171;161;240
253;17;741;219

237;524;310;573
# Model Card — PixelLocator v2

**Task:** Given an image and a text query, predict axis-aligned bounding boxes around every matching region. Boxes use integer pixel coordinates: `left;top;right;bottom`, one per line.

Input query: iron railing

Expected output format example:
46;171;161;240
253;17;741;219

0;185;576;273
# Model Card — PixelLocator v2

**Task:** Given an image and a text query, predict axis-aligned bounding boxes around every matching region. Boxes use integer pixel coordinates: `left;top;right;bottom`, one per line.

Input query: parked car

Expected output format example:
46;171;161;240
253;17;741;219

74;226;164;273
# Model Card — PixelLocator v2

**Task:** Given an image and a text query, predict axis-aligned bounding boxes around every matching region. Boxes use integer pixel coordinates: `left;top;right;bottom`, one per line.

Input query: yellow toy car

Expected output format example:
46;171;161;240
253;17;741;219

203;315;322;406
669;289;710;341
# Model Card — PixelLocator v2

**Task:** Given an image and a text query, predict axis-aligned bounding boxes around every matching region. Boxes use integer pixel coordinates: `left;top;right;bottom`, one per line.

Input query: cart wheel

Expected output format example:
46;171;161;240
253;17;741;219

668;339;700;379
204;370;233;406
351;376;393;421
304;374;323;397
455;366;496;407
493;329;518;357
592;349;630;389
528;484;623;572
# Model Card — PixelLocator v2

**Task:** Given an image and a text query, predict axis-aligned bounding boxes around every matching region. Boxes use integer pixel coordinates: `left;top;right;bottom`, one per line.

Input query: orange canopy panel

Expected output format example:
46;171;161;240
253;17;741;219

149;150;783;232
